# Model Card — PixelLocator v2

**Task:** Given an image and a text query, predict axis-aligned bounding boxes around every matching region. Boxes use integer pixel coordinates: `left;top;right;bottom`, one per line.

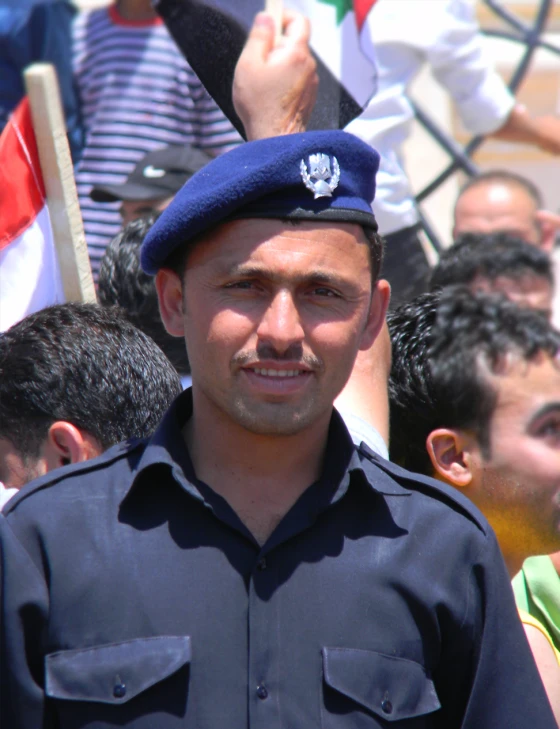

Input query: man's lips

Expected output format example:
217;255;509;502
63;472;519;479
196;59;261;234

241;362;313;378
246;367;309;378
238;362;311;381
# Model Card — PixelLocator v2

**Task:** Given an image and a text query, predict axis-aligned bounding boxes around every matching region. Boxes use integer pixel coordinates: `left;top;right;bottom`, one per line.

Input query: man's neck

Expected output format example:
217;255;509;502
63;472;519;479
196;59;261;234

504;553;524;580
116;0;158;21
550;551;560;577
183;390;332;545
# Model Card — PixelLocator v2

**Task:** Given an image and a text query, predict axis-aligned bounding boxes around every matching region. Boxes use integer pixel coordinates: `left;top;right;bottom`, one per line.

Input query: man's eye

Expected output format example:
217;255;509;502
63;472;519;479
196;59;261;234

312;287;339;298
225;281;256;290
538;420;560;438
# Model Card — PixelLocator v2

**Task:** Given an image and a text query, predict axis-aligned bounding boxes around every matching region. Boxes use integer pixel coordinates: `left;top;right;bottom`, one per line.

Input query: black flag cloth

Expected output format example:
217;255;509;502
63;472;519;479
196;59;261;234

154;0;364;137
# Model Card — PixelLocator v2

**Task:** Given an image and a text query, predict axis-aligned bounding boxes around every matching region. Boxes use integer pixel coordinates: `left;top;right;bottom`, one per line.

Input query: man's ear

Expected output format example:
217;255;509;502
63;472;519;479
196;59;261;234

43;422;102;471
426;428;476;488
359;278;391;351
155;268;185;337
535;211;560;253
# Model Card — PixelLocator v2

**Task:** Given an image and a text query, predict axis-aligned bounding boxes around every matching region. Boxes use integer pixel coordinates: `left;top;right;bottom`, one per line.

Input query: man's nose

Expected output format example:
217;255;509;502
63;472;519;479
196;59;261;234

256;290;304;355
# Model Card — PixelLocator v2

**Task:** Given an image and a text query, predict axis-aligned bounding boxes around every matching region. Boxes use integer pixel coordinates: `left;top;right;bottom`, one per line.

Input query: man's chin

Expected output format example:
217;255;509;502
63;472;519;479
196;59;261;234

231;401;326;437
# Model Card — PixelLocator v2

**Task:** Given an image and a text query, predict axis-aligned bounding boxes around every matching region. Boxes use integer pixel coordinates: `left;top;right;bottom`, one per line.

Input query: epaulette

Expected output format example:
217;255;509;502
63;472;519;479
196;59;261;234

3;438;147;515
357;442;490;534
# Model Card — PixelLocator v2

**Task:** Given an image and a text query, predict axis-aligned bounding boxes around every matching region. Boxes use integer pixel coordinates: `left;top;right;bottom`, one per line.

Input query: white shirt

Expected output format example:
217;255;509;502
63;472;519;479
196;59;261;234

346;0;515;235
0;481;18;511
338;409;389;461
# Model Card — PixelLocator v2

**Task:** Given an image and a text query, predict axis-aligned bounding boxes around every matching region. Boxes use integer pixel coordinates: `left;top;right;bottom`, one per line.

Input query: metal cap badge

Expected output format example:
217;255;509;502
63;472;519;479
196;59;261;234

300;153;340;199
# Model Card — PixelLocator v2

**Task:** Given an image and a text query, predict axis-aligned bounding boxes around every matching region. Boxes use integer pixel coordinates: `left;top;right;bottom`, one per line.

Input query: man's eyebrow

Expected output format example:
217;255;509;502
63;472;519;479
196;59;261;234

223;264;349;286
528;402;560;425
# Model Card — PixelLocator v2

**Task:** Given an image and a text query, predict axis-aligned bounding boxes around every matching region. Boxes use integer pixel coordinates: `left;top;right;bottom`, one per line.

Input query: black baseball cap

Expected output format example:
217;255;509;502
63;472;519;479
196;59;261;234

90;145;213;203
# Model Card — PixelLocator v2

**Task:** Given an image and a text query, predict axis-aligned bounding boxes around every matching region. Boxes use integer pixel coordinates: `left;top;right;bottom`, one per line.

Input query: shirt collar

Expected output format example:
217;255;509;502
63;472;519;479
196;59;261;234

132;388;194;474
123;388;408;506
0;481;19;512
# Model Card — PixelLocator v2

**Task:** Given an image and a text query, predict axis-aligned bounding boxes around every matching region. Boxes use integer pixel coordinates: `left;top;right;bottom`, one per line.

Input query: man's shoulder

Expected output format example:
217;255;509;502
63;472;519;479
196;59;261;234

2;439;147;518
357;443;490;536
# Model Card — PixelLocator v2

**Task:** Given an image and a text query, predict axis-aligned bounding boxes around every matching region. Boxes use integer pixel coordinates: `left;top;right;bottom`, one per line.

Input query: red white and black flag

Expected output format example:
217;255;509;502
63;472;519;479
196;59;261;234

155;0;379;136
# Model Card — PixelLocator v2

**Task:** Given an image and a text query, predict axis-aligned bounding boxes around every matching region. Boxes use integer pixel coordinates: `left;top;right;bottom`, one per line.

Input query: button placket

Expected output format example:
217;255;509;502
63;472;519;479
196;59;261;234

248;553;281;729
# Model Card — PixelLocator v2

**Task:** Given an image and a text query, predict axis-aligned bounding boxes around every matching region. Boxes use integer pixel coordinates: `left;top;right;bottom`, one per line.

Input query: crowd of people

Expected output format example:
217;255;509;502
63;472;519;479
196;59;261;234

2;0;560;726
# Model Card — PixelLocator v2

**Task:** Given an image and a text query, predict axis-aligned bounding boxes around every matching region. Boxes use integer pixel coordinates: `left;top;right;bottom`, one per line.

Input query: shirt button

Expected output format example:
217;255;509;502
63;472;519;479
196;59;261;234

256;684;268;700
381;698;393;714
257;558;267;571
113;682;127;699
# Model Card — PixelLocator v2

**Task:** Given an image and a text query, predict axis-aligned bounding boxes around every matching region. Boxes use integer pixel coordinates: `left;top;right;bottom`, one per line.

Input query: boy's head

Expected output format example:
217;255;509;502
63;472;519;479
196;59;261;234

389;287;560;571
430;232;554;319
0;303;181;489
98;216;191;377
453;170;556;250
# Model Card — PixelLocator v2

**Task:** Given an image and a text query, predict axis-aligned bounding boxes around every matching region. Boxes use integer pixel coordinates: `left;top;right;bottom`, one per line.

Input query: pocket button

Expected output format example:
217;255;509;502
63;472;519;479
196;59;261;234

113;682;127;699
381;698;393;715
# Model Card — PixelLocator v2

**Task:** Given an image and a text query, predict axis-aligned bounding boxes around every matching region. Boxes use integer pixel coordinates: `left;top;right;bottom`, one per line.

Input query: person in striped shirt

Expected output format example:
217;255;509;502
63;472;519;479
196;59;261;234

72;0;242;279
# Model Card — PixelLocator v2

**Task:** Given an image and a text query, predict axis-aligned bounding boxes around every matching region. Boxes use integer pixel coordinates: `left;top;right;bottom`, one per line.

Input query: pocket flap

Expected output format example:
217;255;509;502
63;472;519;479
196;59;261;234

46;636;191;704
322;647;440;721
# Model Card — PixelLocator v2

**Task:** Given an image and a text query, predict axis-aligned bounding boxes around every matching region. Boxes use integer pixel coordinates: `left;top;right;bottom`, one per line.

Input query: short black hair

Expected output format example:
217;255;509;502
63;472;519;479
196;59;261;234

388;286;560;475
430;232;553;290
457;170;543;209
163;218;385;285
0;303;182;460
98;216;190;375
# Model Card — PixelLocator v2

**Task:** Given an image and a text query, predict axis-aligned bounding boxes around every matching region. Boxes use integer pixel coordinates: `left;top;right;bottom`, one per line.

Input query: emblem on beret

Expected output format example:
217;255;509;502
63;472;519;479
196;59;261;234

300;153;340;199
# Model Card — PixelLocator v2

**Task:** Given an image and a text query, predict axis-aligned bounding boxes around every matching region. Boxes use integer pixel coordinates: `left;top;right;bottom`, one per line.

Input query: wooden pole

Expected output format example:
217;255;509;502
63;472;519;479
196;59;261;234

265;0;283;41
24;63;96;304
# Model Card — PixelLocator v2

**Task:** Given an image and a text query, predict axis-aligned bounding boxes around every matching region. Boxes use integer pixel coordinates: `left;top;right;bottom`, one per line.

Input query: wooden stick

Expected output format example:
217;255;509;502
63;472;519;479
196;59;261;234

24;63;96;304
265;0;283;41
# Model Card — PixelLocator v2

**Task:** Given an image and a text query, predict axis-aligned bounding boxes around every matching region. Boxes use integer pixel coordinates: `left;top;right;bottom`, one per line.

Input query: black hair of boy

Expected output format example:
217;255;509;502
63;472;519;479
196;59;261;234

388;286;560;474
0;303;182;460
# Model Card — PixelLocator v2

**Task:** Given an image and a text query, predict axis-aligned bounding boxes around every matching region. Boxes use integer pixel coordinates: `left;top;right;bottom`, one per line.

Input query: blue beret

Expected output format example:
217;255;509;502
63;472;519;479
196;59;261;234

141;130;379;274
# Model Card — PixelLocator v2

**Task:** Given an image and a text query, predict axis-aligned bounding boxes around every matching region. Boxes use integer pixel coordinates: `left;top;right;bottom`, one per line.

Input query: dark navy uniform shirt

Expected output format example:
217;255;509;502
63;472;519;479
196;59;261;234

0;390;555;728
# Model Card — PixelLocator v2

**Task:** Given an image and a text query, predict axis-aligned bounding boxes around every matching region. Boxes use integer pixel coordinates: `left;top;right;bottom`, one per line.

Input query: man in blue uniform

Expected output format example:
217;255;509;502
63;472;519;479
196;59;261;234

0;13;556;729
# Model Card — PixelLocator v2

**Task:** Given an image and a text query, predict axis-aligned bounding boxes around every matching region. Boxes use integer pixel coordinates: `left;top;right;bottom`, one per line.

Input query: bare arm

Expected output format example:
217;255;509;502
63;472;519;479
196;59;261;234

549;551;560;575
523;623;560;726
232;11;318;141
335;321;391;447
492;105;560;156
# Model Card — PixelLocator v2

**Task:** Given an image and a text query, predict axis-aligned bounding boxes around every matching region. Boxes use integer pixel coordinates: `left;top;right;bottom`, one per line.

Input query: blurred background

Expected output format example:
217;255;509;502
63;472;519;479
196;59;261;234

74;0;560;247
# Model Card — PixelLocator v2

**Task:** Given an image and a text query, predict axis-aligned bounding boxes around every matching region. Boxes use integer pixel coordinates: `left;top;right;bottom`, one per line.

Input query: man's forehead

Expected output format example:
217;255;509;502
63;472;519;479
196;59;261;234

489;353;560;412
454;194;540;244
187;217;370;269
209;217;367;242
472;273;553;303
458;183;537;218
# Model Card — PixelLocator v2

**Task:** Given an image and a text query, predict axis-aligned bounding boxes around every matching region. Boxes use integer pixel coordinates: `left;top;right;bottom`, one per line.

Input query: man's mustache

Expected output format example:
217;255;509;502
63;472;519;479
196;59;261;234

233;344;322;370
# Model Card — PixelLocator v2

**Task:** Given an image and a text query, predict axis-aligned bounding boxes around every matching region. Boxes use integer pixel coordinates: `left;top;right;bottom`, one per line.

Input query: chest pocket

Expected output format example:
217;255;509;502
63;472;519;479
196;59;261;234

322;647;441;727
45;636;191;706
